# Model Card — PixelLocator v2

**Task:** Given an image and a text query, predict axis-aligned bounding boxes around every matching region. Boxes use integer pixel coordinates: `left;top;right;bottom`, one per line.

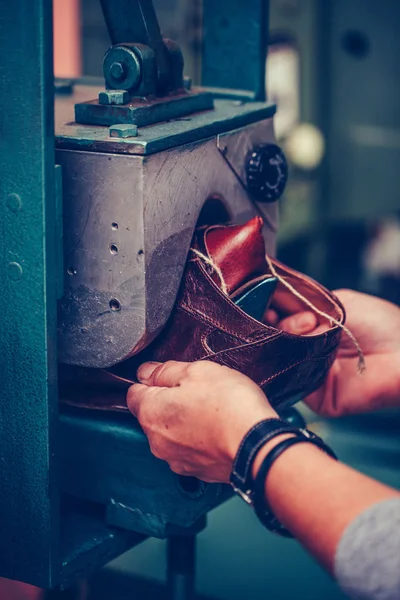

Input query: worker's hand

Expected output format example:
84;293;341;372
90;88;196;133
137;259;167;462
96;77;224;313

267;290;400;417
127;361;277;483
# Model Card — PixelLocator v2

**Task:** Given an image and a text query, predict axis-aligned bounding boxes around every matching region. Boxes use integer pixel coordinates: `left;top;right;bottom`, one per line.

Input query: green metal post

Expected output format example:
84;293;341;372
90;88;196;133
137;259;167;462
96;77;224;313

0;0;60;587
202;0;269;101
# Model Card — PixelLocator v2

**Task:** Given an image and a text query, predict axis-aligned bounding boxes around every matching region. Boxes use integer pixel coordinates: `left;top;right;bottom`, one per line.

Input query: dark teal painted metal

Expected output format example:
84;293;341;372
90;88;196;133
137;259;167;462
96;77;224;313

0;2;145;588
74;90;214;127
60;502;145;589
0;0;59;587
202;0;269;101
55;165;64;300
56;96;276;156
59;409;231;539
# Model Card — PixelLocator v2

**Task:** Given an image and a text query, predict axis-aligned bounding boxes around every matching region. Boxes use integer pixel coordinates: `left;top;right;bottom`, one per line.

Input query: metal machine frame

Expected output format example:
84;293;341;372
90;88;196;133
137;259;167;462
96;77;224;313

0;0;275;592
0;0;143;588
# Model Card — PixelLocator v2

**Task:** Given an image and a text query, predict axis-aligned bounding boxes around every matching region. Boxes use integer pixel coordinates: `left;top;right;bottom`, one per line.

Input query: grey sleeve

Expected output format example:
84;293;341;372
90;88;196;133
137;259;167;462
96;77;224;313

334;497;400;600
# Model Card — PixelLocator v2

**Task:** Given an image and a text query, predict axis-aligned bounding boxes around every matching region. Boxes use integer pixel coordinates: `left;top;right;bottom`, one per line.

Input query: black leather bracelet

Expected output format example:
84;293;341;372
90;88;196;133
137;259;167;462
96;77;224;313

253;435;338;537
230;418;302;503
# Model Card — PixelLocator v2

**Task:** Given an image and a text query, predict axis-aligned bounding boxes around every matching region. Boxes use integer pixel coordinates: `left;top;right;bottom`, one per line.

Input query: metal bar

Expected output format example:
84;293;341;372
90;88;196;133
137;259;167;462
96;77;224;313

167;535;196;600
0;0;60;587
59;499;144;589
100;0;170;88
201;0;269;101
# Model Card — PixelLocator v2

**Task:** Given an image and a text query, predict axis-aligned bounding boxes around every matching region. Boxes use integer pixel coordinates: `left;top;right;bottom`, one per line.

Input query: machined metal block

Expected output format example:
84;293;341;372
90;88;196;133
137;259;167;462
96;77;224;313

56;90;279;368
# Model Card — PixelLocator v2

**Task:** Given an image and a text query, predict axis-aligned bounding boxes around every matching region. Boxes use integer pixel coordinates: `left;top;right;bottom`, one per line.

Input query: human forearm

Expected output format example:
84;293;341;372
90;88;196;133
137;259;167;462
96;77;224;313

253;440;400;572
128;359;400;577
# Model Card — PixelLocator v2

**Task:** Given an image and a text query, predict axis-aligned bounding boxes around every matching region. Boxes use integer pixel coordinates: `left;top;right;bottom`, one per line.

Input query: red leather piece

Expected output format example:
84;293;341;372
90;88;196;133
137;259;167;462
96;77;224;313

205;216;267;293
60;218;345;413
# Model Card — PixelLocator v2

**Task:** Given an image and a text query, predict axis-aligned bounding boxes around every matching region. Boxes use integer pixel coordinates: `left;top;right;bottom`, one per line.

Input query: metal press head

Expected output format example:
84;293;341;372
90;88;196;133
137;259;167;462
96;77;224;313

56;0;285;368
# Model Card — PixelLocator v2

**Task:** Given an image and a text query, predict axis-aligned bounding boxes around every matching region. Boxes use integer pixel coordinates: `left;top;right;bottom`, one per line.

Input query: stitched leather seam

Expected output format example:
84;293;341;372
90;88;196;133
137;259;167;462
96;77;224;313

180;300;259;342
189;256;344;337
180;301;240;338
259;352;336;386
207;337;337;381
188;257;281;331
180;300;339;363
183;295;339;351
190;250;344;325
211;353;309;385
260;359;310;386
183;255;342;353
199;331;284;360
173;305;220;352
200;331;214;354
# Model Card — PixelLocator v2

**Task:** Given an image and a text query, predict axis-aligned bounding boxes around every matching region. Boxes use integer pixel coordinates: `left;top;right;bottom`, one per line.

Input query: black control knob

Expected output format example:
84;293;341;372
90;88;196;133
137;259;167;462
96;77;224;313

246;144;288;203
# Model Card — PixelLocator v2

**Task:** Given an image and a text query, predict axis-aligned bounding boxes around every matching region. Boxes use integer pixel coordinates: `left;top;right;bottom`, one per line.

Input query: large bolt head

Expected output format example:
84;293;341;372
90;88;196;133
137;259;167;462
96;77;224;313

103;46;142;93
109;62;125;81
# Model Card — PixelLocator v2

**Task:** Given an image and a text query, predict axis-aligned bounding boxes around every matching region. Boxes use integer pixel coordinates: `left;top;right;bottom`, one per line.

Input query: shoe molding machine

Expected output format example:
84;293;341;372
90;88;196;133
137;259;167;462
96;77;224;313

0;0;288;592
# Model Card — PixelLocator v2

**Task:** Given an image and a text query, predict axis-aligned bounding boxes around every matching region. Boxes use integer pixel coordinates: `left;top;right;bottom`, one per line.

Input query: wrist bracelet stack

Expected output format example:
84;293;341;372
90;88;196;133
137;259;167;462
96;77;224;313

230;418;337;537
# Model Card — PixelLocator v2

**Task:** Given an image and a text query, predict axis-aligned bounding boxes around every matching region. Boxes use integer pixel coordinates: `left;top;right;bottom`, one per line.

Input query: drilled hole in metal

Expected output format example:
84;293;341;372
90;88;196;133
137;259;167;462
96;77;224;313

111;222;119;230
110;244;119;255
109;299;121;312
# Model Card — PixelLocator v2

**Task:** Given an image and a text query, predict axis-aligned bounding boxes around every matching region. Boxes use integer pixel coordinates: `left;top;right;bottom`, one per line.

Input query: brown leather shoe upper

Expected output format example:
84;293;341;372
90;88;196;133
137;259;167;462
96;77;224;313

60;218;345;412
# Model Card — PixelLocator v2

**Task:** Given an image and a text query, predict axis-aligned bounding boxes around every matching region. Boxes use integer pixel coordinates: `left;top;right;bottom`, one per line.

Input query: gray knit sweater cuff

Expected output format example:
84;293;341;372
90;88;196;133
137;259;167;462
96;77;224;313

334;497;400;600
